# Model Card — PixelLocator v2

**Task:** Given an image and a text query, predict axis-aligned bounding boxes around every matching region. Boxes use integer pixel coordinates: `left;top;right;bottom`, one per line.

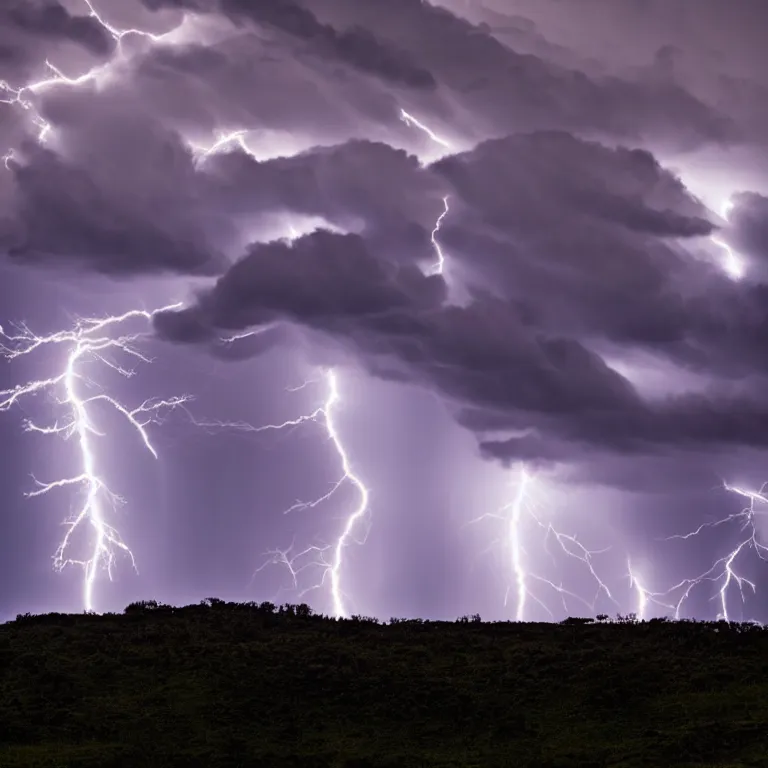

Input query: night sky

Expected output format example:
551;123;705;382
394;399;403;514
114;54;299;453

2;0;768;624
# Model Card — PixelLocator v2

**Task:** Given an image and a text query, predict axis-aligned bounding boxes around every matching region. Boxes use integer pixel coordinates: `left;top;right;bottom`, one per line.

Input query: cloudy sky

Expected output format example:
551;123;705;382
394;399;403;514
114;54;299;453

1;0;768;623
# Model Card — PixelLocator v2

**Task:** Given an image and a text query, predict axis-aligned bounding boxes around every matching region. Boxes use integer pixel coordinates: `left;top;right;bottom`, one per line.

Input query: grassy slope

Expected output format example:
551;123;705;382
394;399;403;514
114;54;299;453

0;603;766;768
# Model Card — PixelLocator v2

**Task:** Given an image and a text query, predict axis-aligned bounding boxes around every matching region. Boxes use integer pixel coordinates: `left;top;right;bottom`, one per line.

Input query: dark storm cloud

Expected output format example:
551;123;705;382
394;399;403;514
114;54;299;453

434;132;713;236
0;1;114;79
202;139;446;262
117;29;435;157
3;0;767;481
0;159;217;275
728;193;768;267
131;0;739;155
154;230;645;447
140;0;436;90
154;230;447;342
287;0;734;152
428;132;740;366
0;83;228;276
153;224;768;463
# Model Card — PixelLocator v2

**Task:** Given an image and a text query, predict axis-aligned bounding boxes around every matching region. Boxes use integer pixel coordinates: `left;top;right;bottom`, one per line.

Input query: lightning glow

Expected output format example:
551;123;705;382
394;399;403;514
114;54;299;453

424;142;616;620
400;108;452;150
628;561;647;621
469;466;615;620
253;369;370;618
650;482;768;622
627;559;674;621
0;0;180;158
425;138;613;620
430;196;450;276
190;129;256;165
6;0;763;627
711;199;743;280
506;466;530;621
0;58;107;147
253;107;454;616
0;306;191;612
81;0;168;43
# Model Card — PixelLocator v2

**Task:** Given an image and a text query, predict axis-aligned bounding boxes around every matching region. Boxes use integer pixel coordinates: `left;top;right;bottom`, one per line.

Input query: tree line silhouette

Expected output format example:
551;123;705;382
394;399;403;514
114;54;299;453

2;600;767;767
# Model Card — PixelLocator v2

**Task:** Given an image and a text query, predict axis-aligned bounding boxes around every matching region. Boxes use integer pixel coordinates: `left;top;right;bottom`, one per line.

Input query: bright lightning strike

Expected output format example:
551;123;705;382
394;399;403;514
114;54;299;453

268;109;455;613
506;465;530;621
1;0;178;157
400;108;452;150
430;196;450;276
422;149;613;620
190;129;256;166
712;199;744;280
628;561;648;621
627;559;674;621
253;369;370;618
471;466;615;620
82;0;168;43
323;371;370;618
0;59;106;147
423;135;611;621
0;305;191;612
653;482;768;622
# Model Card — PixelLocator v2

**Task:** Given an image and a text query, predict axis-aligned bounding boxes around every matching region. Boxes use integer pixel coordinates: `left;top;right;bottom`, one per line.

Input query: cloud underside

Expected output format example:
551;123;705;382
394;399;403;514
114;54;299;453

2;0;768;481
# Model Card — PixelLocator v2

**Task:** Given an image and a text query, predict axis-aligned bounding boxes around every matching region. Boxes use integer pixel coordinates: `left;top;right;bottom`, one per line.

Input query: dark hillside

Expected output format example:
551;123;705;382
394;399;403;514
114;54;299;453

1;601;766;767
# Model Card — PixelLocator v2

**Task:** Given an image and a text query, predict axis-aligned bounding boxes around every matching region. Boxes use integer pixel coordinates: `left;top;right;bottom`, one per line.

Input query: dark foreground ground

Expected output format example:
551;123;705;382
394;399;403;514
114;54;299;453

0;601;766;768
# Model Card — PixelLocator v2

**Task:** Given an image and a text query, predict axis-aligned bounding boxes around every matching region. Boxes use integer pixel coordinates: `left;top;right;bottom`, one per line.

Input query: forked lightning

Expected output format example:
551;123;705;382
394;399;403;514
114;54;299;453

469;466;615;620
251;369;370;618
0;306;190;611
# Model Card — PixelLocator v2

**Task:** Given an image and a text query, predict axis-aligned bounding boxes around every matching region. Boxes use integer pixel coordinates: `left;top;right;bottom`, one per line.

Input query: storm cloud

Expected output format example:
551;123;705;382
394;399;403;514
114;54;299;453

4;0;768;622
1;0;767;478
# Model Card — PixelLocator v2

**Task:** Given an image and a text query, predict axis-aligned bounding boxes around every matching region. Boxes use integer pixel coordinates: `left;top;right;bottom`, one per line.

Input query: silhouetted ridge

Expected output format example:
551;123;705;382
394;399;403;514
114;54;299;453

2;601;767;767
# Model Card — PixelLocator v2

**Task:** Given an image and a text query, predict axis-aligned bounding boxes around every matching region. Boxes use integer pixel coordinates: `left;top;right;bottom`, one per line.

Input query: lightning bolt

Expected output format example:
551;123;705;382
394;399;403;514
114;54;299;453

430;196;451;276
621;191;765;623
628;561;648;621
242;368;369;618
3;1;697;625
0;305;191;612
645;482;768;622
1;58;106;150
711;199;743;280
424;140;614;621
0;0;178;159
322;370;370;618
400;108;452;150
251;117;453;615
506;466;530;620
190;129;257;166
424;144;614;621
81;0;168;43
627;559;674;621
470;466;615;620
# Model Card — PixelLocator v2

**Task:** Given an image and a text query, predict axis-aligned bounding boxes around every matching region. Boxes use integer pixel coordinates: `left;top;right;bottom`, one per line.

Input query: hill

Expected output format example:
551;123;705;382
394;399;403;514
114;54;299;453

0;600;766;767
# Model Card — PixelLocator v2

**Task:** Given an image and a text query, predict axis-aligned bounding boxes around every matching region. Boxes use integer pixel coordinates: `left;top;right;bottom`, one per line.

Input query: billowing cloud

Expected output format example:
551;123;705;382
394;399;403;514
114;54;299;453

141;0;437;90
1;1;114;80
153;213;768;465
1;0;767;484
727;192;768;269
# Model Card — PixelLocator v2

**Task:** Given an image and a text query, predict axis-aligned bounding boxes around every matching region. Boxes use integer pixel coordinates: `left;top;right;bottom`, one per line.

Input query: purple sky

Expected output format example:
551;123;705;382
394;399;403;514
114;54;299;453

2;0;768;623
